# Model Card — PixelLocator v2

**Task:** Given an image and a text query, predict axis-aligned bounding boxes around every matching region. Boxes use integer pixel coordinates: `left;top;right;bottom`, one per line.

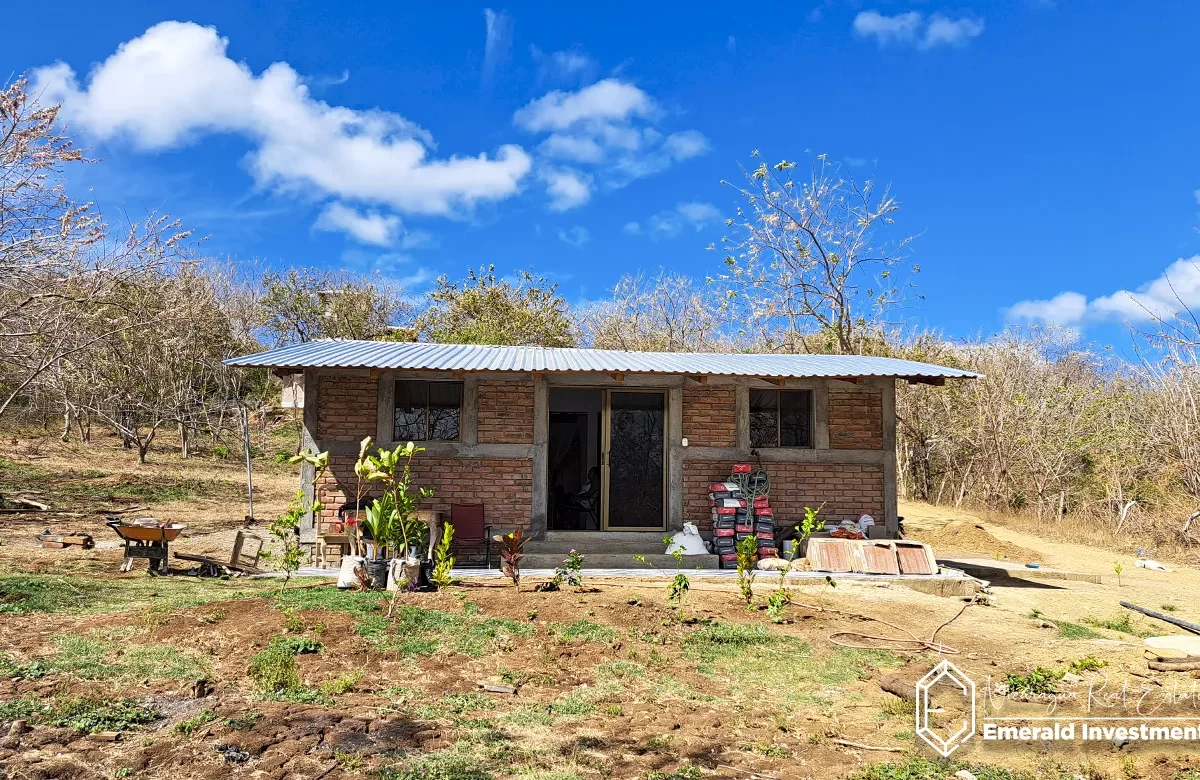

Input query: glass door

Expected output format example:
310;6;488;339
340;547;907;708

603;390;666;530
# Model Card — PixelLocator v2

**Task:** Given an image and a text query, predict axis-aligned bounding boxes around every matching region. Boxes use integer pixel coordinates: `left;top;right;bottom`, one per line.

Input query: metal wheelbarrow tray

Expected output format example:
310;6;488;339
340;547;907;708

106;517;187;574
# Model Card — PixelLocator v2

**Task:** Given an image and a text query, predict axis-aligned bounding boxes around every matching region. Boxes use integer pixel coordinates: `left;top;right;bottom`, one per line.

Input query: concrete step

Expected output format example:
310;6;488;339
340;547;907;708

522;552;720;570
533;530;669;554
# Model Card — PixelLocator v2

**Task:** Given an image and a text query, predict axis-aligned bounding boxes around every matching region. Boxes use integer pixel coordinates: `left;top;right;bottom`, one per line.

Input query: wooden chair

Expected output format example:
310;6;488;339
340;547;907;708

450;503;492;569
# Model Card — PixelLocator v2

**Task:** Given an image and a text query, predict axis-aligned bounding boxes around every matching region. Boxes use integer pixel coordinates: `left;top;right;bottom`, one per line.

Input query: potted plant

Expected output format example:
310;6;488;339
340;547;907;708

358;492;396;588
354;441;433;590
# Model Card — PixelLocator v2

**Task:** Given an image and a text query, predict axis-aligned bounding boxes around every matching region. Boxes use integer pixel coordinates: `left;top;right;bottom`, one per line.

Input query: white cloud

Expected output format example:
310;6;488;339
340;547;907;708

33;21;532;217
1005;292;1088;327
663;130;710;161
727;36;737;53
514;79;708;207
922;15;986;49
529;46;596;83
540;133;605;163
1194;188;1200;206
1006;257;1200;326
399;230;437;250
514;78;656;132
627;201;723;240
853;11;922;46
541;168;593;211
315;202;402;246
853;10;984;50
558;225;590;247
482;9;514;86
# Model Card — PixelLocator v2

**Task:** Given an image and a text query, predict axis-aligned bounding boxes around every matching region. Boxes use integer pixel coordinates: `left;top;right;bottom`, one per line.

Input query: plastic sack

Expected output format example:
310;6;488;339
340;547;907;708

1135;559;1171;572
386;556;422;591
665;522;709;556
336;555;365;589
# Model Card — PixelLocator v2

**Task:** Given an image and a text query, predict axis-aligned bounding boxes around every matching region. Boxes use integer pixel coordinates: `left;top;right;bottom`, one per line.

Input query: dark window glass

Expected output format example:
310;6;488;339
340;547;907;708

427;382;462;441
780;390;812;447
749;388;812;448
394;380;462;441
749;389;778;448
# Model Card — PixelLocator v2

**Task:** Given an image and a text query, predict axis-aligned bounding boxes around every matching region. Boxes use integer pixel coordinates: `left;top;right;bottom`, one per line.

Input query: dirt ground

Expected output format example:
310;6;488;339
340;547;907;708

3;439;1200;779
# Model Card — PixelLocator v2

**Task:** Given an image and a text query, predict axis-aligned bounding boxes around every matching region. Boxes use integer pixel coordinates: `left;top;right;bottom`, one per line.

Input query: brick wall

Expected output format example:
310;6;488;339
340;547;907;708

682;384;737;447
828;388;883;450
316;373;378;442
682;460;883;533
316;454;534;533
477;379;535;445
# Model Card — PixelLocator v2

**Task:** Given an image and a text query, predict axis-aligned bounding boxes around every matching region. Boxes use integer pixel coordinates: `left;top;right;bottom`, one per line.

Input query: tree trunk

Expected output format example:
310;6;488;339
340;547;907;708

62;403;74;442
179;422;190;458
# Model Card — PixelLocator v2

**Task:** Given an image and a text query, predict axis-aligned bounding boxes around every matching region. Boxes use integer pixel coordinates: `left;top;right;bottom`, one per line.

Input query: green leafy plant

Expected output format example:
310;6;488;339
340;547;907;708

799;505;822;541
431;521;455;587
735;535;758;606
1003;666;1063;695
537;549;584;592
1068;655;1109;675
765;589;791;623
264;449;329;591
355;441;434;560
1113;561;1124;586
668;573;690;606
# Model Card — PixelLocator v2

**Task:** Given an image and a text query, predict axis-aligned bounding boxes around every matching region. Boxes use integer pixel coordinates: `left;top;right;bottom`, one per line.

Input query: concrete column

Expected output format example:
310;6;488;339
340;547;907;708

300;369;320;544
461;376;479;446
530;375;549;538
375;372;394;444
734;382;750;454
814;381;831;450
881;378;899;538
667;385;684;531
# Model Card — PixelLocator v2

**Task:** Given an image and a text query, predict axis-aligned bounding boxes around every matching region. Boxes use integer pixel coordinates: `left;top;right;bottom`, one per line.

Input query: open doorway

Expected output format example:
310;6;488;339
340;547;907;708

546;388;666;531
548;389;602;530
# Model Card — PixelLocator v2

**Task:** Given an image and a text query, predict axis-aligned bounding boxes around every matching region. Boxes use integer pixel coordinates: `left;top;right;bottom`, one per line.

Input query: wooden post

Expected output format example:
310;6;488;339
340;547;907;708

241;405;254;521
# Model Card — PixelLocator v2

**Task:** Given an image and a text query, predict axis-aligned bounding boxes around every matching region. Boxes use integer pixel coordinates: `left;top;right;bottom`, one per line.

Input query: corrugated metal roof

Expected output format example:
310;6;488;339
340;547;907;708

224;340;980;379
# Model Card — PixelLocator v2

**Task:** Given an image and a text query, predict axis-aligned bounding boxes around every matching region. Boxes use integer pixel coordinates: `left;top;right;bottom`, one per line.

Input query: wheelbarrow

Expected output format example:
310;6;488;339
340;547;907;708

105;517;187;575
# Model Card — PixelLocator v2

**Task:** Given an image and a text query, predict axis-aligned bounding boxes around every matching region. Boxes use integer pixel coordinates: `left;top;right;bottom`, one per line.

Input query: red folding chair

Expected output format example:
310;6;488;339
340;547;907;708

450;503;492;569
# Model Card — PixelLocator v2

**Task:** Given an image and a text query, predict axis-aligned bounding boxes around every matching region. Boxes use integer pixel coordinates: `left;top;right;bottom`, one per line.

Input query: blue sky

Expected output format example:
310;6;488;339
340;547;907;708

6;1;1200;348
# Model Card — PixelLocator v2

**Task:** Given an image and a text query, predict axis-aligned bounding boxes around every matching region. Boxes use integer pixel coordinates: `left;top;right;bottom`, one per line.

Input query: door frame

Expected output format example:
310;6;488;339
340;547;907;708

600;387;668;532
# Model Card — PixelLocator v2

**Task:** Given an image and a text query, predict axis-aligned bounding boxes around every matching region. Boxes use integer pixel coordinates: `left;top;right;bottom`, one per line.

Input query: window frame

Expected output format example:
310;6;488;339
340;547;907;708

393;379;464;442
748;388;814;449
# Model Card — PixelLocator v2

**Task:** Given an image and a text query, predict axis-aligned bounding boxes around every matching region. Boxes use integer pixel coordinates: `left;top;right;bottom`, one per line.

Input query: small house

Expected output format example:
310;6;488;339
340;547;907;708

226;341;976;557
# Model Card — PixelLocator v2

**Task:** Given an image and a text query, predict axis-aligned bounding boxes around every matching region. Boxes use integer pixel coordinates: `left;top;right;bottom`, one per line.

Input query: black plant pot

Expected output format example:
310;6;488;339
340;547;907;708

366;559;389;590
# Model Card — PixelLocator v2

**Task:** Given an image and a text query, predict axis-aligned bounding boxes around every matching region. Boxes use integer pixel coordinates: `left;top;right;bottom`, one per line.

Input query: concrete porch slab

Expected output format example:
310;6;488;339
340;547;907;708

937;557;1102;584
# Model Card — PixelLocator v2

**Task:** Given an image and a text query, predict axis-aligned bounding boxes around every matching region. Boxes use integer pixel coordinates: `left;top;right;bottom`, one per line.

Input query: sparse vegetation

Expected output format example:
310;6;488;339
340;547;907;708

1003;666;1064;695
1083;613;1151;637
0;696;160;733
1068;655;1109;674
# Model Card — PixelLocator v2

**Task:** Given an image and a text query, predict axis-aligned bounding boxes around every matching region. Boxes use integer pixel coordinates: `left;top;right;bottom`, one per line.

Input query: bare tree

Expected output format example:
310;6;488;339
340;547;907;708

717;152;917;355
579;270;740;352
